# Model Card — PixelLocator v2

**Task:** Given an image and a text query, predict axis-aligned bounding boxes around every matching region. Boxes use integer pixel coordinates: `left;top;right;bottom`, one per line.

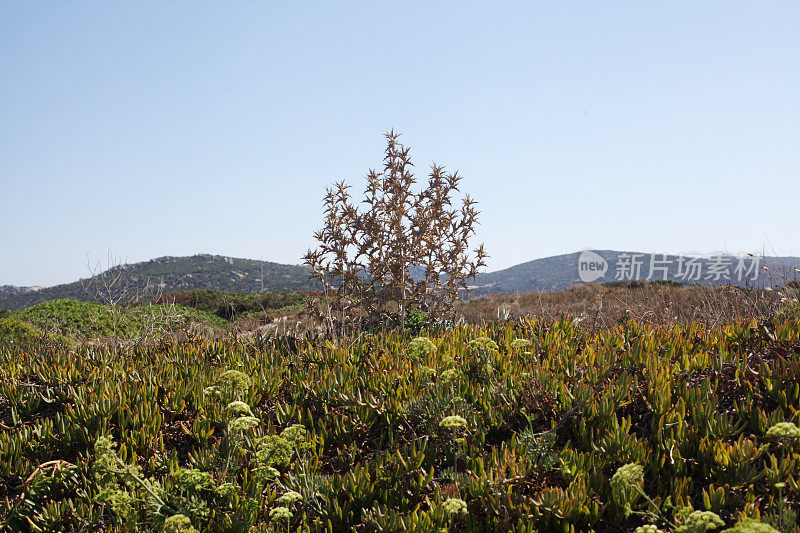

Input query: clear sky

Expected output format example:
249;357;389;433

1;1;798;287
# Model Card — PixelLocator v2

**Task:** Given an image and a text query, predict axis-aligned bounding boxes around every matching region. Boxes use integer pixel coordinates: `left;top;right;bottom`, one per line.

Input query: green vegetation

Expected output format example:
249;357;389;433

0;316;69;349
13;299;228;340
0;316;41;347
1;318;799;531
0;289;304;347
155;289;306;321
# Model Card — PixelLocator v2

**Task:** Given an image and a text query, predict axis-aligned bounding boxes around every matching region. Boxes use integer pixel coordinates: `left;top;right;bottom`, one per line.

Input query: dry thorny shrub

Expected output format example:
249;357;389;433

303;131;487;332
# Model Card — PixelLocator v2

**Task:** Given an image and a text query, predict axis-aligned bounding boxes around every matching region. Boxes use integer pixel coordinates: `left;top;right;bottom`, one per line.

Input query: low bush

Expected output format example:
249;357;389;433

13;299;227;341
154;289;305;321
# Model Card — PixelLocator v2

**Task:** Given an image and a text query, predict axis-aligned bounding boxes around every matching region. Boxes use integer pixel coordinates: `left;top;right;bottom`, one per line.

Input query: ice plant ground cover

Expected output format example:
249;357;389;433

0;318;798;531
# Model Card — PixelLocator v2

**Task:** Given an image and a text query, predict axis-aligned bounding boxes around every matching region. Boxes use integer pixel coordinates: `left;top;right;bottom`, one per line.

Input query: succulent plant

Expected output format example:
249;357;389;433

2;317;800;531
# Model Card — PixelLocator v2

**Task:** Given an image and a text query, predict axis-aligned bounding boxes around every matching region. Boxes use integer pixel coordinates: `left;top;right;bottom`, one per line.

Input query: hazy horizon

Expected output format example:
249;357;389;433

2;1;798;286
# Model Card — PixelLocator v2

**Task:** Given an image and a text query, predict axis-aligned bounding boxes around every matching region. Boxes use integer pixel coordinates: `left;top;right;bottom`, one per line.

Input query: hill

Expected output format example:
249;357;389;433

0;285;43;297
0;254;317;310
3;250;799;310
468;250;800;296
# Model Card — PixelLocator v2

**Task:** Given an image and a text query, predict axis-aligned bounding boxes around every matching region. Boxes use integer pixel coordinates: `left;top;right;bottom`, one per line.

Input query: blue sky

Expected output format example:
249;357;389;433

1;1;798;287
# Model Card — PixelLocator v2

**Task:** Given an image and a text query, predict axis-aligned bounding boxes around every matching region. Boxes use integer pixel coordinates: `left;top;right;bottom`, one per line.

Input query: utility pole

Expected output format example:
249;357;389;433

260;257;264;293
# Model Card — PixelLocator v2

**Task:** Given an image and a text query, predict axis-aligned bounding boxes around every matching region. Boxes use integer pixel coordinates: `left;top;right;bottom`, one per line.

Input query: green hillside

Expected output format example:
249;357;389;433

0;255;317;310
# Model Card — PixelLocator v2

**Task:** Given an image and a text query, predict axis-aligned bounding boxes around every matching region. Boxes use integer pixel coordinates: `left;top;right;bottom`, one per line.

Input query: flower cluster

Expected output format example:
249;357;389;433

270;490;302;530
254;435;294;470
509;338;531;351
280;424;308;447
217;482;238;500
93;435;162;523
228;416;260;433
203;385;222;398
419;365;436;378
440;415;467;430
205;369;251;401
675;509;724;533
407;337;437;361
766;421;800;442
442;497;468;515
173;468;215;492
612;463;643;485
439;368;463;386
634;526;663;533
466;337;499;355
610;463;644;517
277;490;303;505
269;506;293;521
226;401;253;417
218;370;250;392
163;514;199;533
252;425;313;482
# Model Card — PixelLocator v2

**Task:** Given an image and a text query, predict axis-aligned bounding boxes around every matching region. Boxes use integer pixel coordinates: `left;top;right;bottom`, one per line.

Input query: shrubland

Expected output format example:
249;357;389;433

13;299;228;341
1;313;799;531
0;316;70;350
153;290;306;322
459;283;797;330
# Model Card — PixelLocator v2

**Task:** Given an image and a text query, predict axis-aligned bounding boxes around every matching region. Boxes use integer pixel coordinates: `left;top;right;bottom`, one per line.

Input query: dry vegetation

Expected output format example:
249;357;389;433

303;131;486;333
457;282;798;330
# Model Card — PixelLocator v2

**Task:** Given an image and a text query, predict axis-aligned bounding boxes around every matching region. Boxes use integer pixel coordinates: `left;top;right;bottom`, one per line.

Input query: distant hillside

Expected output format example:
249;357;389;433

468;250;800;296
0;285;44;297
3;250;799;310
0;255;317;310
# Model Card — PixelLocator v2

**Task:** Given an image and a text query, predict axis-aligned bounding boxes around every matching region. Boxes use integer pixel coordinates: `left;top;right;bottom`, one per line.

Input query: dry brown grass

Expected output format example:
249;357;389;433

456;281;798;330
